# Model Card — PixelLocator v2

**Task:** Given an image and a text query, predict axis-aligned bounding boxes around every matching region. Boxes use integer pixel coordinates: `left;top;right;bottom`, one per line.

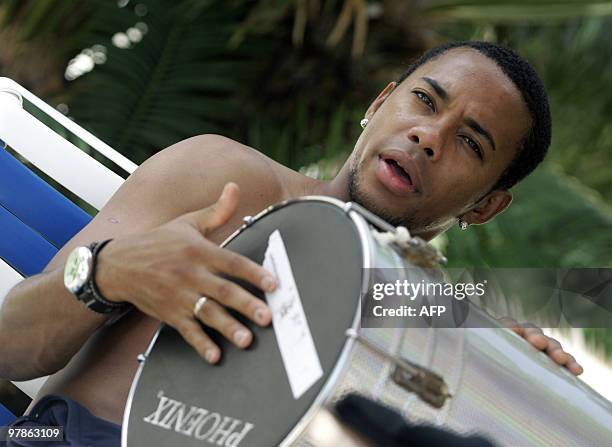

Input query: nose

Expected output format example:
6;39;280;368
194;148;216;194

408;127;443;162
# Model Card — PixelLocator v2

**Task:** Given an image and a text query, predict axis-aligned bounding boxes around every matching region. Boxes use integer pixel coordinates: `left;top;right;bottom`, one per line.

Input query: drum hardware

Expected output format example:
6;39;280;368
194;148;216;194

242;215;255;226
343;202;395;233
397;237;447;268
343;202;447;268
136;353;147;364
346;329;451;409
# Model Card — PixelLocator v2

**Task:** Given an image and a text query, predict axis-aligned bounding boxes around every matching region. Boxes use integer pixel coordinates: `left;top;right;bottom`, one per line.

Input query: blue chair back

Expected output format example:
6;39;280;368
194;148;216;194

0;148;92;422
0;401;15;425
0;149;92;275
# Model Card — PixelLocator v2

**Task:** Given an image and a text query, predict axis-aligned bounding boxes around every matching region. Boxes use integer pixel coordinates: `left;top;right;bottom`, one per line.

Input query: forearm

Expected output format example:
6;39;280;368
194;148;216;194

0;268;107;380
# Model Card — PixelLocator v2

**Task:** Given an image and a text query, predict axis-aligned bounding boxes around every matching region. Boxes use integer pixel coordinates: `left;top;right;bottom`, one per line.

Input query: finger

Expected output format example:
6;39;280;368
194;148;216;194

565;353;577;366
207;244;277;294
499;317;523;335
193;182;240;234
546;340;570;365
566;360;584;376
172;317;220;364
545;338;562;352
523;328;549;351
201;271;272;326
548;349;570;365
520;322;542;331
194;297;253;349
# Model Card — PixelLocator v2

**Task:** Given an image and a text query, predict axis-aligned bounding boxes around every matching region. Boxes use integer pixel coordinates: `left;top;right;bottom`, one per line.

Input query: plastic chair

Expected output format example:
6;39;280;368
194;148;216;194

0;77;137;422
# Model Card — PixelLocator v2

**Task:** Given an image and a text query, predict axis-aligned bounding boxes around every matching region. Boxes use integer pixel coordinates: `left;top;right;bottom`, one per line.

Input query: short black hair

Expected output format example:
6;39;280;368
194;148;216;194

397;40;551;191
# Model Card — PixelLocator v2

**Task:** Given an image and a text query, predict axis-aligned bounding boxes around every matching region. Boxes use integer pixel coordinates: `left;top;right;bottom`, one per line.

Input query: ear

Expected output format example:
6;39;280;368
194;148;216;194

461;190;513;226
364;82;397;120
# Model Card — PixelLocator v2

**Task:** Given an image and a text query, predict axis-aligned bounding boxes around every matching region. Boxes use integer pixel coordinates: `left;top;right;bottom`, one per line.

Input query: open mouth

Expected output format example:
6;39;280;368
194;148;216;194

376;155;419;195
384;158;413;186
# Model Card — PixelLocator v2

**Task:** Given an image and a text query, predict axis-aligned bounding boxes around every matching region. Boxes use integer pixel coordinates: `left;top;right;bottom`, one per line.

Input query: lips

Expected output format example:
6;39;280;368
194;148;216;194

376;149;422;196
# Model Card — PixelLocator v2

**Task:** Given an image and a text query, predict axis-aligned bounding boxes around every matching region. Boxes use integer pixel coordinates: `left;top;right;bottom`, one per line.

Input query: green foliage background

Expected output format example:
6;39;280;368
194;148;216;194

1;0;610;357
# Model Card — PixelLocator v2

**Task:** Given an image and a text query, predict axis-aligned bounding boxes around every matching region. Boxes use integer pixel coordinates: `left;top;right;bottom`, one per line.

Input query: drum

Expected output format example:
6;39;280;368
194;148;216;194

123;197;612;447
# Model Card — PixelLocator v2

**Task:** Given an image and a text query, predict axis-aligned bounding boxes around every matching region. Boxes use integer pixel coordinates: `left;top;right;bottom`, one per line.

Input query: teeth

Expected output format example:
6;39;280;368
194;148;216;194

388;159;411;183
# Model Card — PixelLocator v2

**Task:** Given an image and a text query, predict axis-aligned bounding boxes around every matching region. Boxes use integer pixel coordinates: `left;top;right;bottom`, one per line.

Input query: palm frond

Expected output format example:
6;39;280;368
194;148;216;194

444;166;612;268
424;0;612;23
66;0;277;162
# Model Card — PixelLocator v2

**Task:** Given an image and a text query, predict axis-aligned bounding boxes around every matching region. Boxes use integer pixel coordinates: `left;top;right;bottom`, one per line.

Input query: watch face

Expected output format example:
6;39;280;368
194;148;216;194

64;246;93;294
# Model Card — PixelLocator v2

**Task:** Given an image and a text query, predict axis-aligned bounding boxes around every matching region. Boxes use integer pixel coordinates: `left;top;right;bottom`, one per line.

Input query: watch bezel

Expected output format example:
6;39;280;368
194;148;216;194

64;246;94;295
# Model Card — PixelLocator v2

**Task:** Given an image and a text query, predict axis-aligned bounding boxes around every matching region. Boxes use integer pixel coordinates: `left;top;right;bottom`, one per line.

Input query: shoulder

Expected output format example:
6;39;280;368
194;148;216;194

115;134;286;221
141;134;272;177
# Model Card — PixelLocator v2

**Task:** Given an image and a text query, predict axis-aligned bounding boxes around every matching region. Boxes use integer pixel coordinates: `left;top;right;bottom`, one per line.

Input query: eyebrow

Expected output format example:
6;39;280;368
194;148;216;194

421;76;497;152
465;117;496;151
422;77;447;100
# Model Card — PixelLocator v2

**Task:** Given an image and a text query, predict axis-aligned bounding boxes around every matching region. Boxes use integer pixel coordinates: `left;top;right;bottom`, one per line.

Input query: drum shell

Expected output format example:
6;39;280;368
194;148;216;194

292;224;612;446
283;203;612;446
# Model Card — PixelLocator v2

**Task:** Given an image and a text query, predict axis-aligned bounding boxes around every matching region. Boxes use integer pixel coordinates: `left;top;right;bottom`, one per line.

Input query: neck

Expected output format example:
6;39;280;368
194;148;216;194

414;226;450;242
298;163;452;242
299;161;352;200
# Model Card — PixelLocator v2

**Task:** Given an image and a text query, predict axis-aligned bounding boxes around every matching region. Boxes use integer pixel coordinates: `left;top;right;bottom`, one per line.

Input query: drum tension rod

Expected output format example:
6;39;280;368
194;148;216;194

346;329;452;409
343;202;396;232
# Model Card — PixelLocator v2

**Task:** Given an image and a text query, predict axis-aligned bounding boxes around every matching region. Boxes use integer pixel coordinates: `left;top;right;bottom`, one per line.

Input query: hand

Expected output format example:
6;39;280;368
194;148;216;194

499;318;583;376
95;182;277;364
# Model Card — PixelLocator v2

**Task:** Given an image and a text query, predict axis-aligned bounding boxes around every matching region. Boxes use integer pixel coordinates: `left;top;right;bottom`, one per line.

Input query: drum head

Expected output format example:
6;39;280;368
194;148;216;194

125;200;364;446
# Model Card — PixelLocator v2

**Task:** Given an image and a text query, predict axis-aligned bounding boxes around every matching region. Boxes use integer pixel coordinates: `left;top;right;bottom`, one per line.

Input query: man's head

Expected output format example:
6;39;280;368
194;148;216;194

344;41;551;239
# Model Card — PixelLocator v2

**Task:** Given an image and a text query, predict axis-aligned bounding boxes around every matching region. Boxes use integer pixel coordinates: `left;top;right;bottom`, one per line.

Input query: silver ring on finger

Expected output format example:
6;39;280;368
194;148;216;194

193;296;209;317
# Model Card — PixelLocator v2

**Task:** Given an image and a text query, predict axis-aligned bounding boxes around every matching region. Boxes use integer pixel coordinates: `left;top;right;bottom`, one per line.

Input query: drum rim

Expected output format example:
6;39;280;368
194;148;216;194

278;197;374;446
121;196;375;447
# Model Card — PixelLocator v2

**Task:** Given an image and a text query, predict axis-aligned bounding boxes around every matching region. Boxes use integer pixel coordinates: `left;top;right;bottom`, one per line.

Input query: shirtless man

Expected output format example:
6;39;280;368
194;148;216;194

0;41;583;445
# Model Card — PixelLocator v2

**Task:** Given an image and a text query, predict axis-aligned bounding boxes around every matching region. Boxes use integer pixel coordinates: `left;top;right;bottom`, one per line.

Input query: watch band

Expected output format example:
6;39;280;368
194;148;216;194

80;239;129;314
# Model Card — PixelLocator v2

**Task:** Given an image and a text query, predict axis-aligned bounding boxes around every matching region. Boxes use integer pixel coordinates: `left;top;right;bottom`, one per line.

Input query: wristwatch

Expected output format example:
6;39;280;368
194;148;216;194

63;239;126;314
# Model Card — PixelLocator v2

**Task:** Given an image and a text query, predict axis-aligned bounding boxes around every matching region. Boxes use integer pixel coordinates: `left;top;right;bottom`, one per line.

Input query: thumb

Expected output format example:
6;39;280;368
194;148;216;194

193;182;240;234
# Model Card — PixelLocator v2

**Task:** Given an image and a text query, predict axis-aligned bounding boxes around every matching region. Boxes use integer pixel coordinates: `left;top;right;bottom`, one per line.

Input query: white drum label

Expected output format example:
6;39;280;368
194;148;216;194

263;230;323;399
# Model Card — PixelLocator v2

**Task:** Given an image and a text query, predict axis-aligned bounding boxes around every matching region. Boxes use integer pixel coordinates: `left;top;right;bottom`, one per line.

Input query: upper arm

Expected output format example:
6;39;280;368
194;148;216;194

44;134;277;272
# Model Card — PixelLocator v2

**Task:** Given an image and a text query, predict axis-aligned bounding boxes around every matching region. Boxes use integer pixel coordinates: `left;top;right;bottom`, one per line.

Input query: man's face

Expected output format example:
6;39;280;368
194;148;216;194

348;48;532;235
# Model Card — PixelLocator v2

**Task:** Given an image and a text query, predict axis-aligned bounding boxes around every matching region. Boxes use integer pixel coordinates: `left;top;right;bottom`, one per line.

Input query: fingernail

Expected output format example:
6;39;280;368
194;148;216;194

261;276;277;292
255;307;269;325
233;330;250;346
205;349;218;363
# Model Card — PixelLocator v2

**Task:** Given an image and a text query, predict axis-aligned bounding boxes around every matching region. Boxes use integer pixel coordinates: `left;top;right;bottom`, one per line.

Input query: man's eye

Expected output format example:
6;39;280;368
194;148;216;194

462;136;483;159
413;91;435;111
